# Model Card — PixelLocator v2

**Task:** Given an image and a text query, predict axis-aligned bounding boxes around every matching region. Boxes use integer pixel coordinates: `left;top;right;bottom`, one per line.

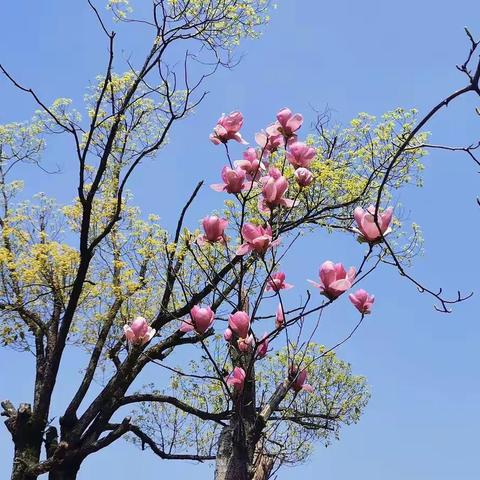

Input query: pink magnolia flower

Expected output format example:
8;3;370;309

124;316;156;345
238;334;254;353
294;167;313;187
197;215;228;246
353;205;394;243
349;289;375;314
179;305;215;334
224;327;233;342
290;368;314;393
236;223;279;256
255;130;284;155
256;334;269;359
242;146;258;163
190;305;215;333
234;147;265;180
309;261;356;299
266;272;294;292
209;111;247;145
287;142;316;168
211;166;251;194
226;367;246;393
259;167;294;212
268;108;303;139
275;303;285;329
228;311;250;339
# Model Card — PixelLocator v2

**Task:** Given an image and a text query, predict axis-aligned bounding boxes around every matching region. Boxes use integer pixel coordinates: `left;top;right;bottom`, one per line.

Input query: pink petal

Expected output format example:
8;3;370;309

361;214;381;241
233;133;248;145
236;243;253;256
286;113;303;133
123;326;135;342
353;207;364;229
302;384;314;393
334;263;347;280
179;320;195;333
276;108;292;126
346;267;356;282
210;183;227;192
380;207;394;233
328;278;352;294
143;327;156;344
241;223;261;243
319;261;336;288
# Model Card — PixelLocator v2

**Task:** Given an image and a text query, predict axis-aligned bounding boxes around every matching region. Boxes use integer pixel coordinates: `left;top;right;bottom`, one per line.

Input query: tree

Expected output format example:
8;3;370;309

1;2;479;480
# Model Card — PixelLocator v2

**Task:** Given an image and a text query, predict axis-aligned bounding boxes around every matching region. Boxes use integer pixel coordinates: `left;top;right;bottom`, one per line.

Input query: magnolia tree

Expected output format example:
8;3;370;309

1;1;480;480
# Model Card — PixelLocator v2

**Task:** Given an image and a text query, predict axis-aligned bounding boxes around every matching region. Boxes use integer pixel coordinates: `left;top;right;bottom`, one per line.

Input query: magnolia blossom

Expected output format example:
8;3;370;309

287;142;316;168
266;107;303;140
123;316;156;345
349;289;375;314
211;166;250;194
256;334;269;359
236;223;279;256
255;130;284;155
353;205;394;243
197;215;228;246
275;303;285;329
290;368;314;393
309;261;356;299
266;272;294;292
224;327;233;342
179;305;215;334
209;111;247;145
190;305;215;333
259;167;294;212
294;167;313;187
238;334;254;353
228;311;250;338
226;367;246;393
234;147;264;180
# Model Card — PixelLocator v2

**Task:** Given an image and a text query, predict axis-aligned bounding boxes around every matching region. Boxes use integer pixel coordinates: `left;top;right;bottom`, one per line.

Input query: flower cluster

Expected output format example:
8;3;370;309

123;108;395;395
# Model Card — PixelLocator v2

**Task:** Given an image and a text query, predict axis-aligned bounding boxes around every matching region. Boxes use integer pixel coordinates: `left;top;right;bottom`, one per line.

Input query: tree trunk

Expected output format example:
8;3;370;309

216;296;257;480
215;426;275;480
214;423;250;480
252;452;274;480
4;403;42;480
11;444;40;480
48;462;81;480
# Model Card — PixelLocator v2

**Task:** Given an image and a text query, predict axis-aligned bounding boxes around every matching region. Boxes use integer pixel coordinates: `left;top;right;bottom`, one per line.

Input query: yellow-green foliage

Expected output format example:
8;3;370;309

80;71;182;180
259;344;369;462
228;108;426;255
108;0;270;48
131;342;369;463
0;105;424;467
0;107;426;351
0;121;44;165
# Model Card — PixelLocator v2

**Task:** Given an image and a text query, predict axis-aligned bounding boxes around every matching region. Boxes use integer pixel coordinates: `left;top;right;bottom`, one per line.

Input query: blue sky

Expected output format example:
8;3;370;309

1;1;480;479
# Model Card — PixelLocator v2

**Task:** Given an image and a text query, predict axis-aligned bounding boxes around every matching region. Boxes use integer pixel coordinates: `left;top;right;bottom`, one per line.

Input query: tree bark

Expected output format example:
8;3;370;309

252;454;274;480
215;425;275;480
214;422;250;480
10;442;41;480
48;462;80;480
215;365;257;480
2;402;42;480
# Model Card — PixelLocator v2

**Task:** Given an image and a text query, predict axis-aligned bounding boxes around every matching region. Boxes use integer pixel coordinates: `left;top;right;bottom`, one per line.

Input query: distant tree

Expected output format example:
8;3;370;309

1;2;478;480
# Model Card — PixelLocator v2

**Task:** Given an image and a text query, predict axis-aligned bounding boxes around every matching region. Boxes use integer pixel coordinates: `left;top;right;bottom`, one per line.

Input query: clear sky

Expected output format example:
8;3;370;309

1;1;480;479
